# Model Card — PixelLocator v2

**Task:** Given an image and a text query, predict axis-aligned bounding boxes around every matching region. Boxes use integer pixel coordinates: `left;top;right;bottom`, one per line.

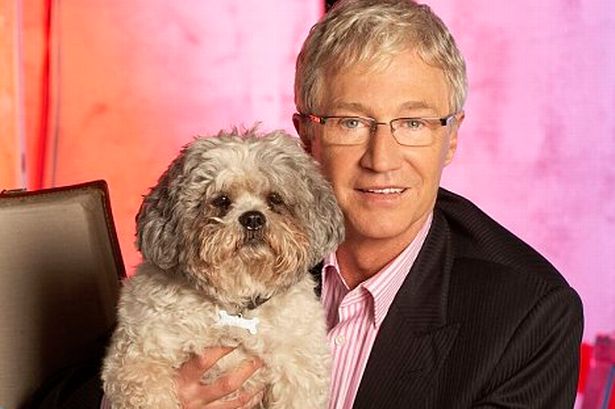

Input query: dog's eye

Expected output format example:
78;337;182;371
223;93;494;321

267;192;284;207
211;195;231;209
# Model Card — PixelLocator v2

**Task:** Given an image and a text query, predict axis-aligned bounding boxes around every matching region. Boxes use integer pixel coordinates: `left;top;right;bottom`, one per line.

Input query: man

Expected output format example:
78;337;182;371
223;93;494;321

36;0;583;408
287;1;583;407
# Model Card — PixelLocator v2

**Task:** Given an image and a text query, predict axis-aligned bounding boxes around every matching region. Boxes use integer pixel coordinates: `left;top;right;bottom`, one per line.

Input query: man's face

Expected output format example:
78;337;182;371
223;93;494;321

297;50;462;250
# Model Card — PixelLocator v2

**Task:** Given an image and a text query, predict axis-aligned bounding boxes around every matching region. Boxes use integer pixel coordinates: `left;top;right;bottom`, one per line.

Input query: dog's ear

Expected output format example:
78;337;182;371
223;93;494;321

135;151;188;270
267;131;344;265
279;135;344;265
302;166;345;265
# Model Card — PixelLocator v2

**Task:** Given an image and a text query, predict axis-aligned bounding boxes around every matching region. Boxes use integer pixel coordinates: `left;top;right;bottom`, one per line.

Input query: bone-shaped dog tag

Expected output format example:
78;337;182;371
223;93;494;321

216;310;259;335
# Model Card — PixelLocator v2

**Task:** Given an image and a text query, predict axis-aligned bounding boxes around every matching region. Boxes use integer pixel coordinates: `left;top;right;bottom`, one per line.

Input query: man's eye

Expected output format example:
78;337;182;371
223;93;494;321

338;117;365;129
211;195;231;209
400;119;425;130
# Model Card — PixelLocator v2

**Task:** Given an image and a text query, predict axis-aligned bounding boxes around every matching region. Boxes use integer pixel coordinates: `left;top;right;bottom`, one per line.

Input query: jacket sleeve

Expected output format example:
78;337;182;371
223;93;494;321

26;331;109;409
473;285;584;408
27;358;104;409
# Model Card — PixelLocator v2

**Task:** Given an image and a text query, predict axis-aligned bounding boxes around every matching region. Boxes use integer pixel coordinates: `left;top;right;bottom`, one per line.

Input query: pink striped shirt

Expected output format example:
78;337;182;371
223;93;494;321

322;214;432;409
101;393;110;409
101;214;432;409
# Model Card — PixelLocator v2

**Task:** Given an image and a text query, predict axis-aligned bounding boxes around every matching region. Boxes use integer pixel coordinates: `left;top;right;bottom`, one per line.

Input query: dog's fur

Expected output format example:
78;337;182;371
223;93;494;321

101;128;344;408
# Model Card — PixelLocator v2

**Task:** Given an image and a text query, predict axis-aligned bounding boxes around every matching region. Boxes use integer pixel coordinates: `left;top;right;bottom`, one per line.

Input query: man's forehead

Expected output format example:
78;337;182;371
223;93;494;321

316;52;450;114
322;99;439;115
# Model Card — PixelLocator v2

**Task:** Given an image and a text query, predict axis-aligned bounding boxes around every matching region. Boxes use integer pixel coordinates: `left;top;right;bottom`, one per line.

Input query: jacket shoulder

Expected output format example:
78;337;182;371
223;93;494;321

435;188;570;291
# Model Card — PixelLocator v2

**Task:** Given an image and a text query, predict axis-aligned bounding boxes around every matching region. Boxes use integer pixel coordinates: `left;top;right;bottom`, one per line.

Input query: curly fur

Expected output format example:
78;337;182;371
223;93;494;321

101;128;344;409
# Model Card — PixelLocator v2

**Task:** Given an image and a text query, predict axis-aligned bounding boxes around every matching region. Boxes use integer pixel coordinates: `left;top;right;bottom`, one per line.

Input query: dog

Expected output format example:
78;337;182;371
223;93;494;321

101;128;344;409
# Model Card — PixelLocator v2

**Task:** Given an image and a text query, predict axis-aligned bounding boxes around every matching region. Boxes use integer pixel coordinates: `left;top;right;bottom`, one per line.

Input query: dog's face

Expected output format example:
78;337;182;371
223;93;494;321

136;129;344;309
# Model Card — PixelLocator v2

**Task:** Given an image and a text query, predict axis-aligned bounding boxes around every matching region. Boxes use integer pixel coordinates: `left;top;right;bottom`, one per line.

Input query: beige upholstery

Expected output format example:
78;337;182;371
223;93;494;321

0;181;124;409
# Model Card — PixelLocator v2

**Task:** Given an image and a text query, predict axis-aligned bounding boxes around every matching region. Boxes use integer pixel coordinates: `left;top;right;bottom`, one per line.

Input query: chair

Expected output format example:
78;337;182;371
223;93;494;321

0;181;125;409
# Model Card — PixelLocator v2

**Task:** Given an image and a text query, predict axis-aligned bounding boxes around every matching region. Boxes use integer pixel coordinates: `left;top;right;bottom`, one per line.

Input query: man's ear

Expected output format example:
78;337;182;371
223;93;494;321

445;111;464;166
293;113;312;153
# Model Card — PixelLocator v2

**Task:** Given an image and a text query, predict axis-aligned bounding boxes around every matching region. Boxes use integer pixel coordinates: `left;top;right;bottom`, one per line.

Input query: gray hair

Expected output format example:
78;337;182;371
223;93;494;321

295;0;467;114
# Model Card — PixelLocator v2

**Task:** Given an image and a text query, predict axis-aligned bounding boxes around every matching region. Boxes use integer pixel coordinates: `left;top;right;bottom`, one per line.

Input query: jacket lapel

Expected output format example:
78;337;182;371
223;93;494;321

309;262;323;298
353;209;460;408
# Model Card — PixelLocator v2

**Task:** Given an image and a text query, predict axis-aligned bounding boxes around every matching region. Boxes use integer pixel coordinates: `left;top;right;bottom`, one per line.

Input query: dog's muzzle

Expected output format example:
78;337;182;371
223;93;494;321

239;210;266;231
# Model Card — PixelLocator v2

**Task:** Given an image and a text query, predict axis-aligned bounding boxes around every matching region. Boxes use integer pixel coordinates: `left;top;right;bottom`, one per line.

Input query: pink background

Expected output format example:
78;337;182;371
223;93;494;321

4;1;614;349
437;0;615;346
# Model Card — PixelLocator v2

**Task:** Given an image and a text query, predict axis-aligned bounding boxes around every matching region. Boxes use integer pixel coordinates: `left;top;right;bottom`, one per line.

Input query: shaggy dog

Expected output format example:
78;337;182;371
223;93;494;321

102;128;344;408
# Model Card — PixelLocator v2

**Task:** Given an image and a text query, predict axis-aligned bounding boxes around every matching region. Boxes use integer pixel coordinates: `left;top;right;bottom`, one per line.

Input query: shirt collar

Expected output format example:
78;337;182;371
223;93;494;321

322;213;433;328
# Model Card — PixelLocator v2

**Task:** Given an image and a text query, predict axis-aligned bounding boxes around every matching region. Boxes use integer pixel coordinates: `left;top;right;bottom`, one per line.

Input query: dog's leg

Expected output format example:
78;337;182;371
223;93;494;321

103;351;180;409
259;281;331;408
265;358;330;409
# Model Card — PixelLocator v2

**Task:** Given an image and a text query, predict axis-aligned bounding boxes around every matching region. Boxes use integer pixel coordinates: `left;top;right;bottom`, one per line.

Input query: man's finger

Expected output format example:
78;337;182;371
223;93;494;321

204;388;265;409
237;389;265;409
179;346;235;378
196;358;263;402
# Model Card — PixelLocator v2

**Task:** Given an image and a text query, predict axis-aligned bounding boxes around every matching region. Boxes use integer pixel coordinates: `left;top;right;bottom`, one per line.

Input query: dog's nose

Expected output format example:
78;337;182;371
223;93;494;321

239;211;266;231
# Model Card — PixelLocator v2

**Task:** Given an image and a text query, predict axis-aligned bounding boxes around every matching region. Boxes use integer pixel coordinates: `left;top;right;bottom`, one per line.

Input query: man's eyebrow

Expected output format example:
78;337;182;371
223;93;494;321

327;101;369;113
325;100;438;114
399;100;435;111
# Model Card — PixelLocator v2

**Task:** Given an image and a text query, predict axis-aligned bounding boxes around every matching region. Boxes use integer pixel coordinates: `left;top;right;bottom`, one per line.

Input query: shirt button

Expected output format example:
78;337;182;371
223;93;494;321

334;335;345;346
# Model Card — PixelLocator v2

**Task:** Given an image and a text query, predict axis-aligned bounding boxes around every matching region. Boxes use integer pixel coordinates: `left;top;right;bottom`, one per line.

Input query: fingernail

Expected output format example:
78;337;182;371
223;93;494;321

250;358;262;367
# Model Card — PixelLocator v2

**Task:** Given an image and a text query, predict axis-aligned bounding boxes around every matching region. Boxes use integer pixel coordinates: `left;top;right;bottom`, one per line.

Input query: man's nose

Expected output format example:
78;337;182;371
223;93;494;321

359;123;402;172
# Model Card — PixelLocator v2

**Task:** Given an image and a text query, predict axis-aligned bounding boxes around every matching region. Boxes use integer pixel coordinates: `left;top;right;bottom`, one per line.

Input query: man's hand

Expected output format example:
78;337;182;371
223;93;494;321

175;346;264;409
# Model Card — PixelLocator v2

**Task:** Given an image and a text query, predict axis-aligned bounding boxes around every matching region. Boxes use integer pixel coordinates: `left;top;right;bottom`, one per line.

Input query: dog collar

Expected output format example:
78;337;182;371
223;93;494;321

213;296;269;336
245;295;270;311
216;309;260;335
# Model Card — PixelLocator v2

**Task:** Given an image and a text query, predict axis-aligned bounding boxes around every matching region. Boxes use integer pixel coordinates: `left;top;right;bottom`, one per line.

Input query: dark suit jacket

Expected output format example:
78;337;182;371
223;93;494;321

344;188;583;408
32;188;583;409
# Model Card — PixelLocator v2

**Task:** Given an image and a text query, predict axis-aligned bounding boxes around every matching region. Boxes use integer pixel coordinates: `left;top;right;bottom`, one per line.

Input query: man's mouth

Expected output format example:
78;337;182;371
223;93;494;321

358;187;406;194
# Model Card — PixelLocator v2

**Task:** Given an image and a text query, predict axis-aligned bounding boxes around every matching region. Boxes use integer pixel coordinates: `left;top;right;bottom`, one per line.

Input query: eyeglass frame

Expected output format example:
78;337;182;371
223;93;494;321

294;112;460;147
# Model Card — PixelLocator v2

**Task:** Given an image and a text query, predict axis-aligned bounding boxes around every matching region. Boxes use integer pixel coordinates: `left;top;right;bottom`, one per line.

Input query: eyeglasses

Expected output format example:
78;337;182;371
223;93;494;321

295;112;458;146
